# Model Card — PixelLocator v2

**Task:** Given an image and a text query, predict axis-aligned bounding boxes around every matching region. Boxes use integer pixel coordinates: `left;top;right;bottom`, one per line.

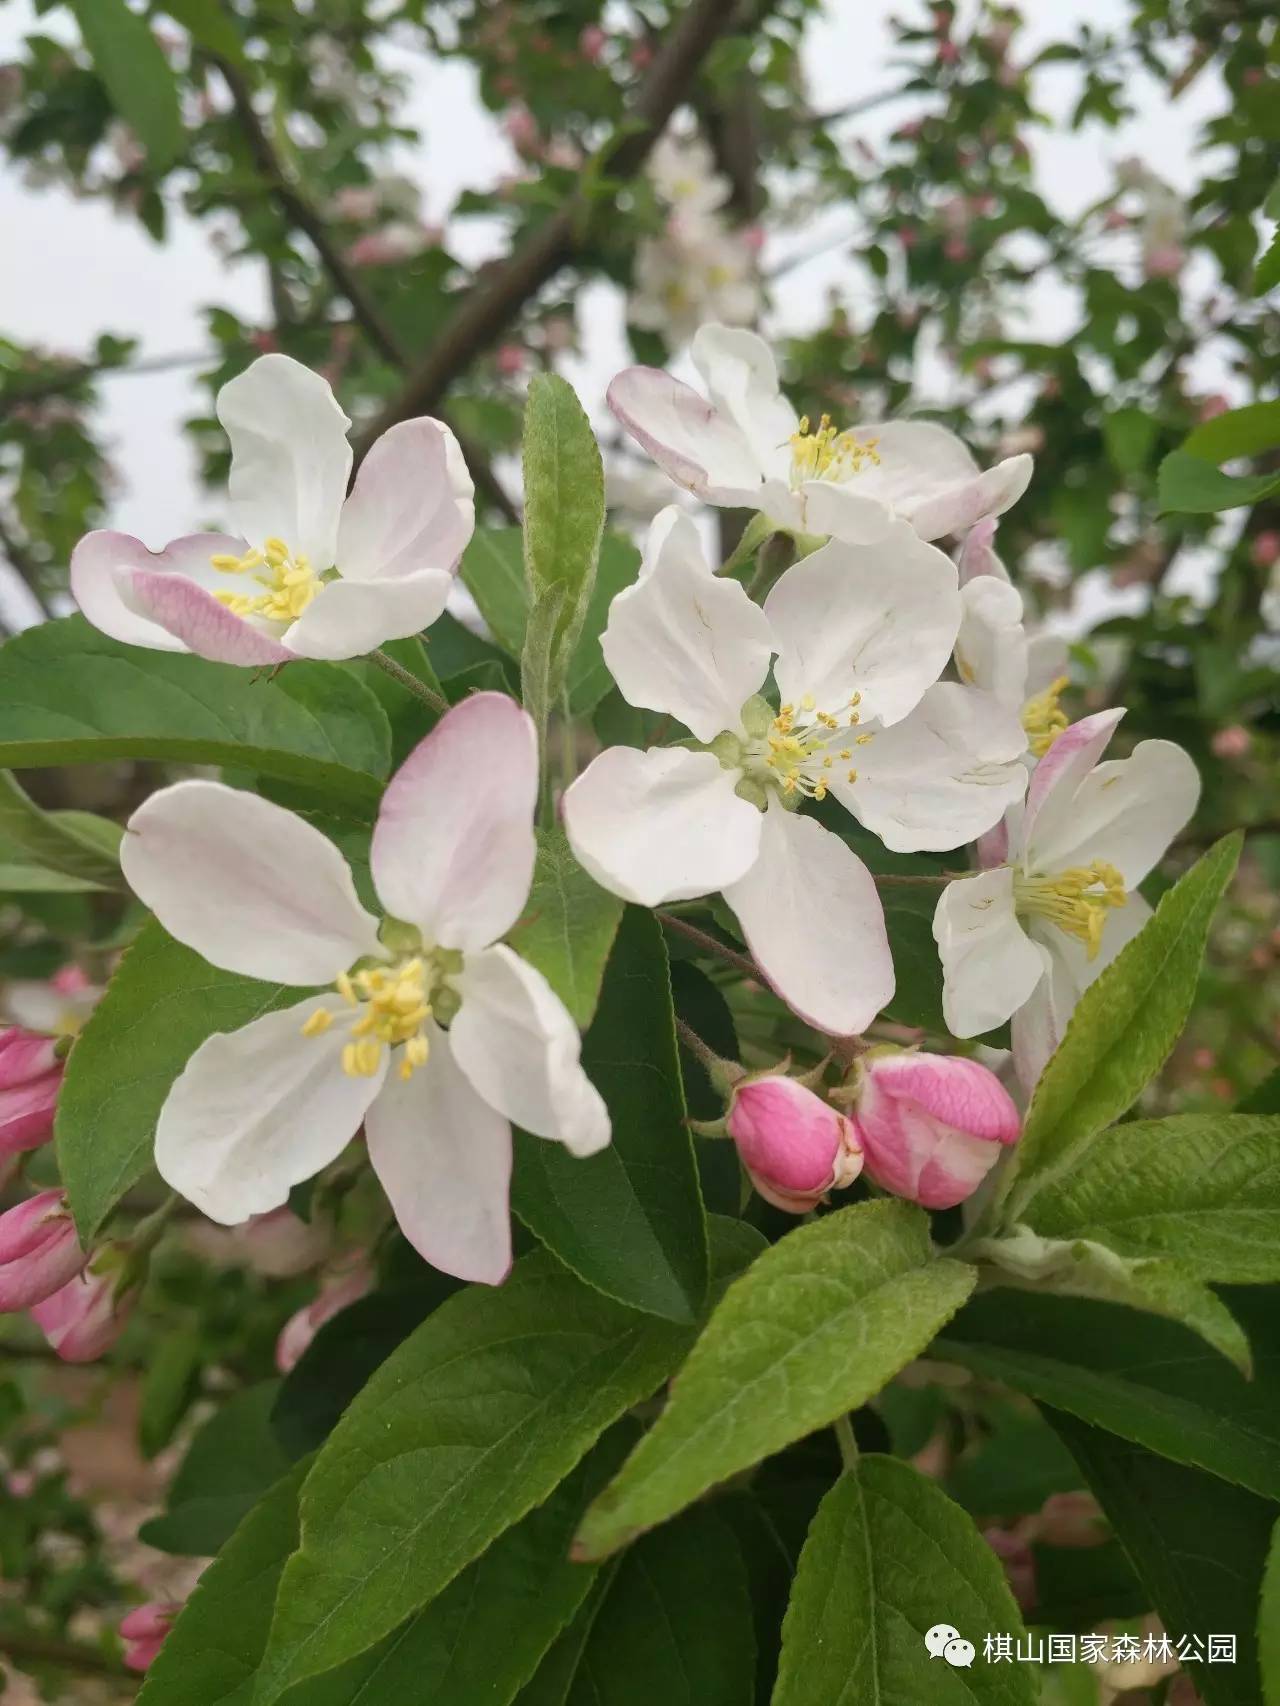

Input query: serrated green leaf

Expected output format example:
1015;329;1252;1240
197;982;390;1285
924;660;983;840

56;921;313;1241
1262;1518;1280;1706
1002;835;1241;1222
512;905;707;1323
773;1457;1036;1706
253;1221;765;1703
521;374;605;677
0;618;389;810
1157;449;1280;514
140;1383;294;1556
69;0;184;169
1183;400;1280;462
0;771;124;891
506;830;623;1029
574;1201;976;1561
1026;1113;1280;1282
936;1288;1280;1502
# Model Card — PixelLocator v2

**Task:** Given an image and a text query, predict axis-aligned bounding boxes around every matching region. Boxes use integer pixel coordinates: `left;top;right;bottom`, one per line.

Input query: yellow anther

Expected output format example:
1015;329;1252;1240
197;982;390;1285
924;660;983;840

336;972;357;1006
322;955;436;1082
300;1007;334;1037
1022;675;1071;758
847;769;858;783
850;692;862;706
1014;861;1128;958
209;536;321;625
210;552;246;571
856;732;875;746
839;748;852;760
788;414;882;487
813;780;827;801
801;693;816;711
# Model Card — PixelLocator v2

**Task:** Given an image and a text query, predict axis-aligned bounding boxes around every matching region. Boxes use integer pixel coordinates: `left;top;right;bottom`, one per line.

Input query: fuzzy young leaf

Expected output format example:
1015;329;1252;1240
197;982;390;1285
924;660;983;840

513;905;705;1322
574;1201;976;1561
522;374;605;675
0;618;389;810
507;830;624;1029
1002;834;1241;1222
56;922;311;1241
1026;1113;1280;1282
774;1457;1035;1706
254;1222;765;1703
521;583;567;744
68;0;184;169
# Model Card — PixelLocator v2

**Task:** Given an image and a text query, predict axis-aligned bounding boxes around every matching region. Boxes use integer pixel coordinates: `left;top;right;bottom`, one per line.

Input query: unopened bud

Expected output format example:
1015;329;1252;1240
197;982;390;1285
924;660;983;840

0;1190;85;1311
0;1026;64;1155
727;1076;862;1214
851;1051;1020;1209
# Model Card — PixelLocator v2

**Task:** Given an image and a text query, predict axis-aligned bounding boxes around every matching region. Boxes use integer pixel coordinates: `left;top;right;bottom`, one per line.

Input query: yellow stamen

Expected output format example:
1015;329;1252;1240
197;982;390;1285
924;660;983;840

306;956;438;1082
1022;675;1071;758
788;414;881;487
300;1007;334;1037
210;538;322;624
1014;861;1127;958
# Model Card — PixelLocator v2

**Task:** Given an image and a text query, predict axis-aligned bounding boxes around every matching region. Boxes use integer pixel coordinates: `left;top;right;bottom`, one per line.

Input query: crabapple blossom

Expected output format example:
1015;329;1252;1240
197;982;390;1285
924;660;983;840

726;1075;862;1213
236;1206;331;1278
119;693;609;1286
607;324;1033;545
0;1026;64;1155
275;1255;374;1373
953;569;1070;761
31;1249;136;1362
562;508;1028;1034
0;1190;85;1310
850;1050;1021;1210
71;354;474;665
120;1603;177;1672
933;709;1200;1088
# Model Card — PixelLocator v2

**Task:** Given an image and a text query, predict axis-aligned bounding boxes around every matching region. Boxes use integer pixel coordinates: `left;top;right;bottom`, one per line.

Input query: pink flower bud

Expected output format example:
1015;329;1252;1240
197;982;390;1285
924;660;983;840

1211;724;1251;760
1102;207;1129;231
31;1255;135;1362
1251;530;1280;570
1034;1490;1107;1548
937;40;960;64
579;24;607;63
502;104;540;156
495;343;527;377
236;1206;330;1278
1143;242;1185;279
0;1190;85;1311
0;1027;63;1155
943;235;971;263
120;1602;177;1672
1196;392;1230;422
275;1255;374;1373
727;1077;862;1214
984;1526;1036;1612
852;1052;1021;1210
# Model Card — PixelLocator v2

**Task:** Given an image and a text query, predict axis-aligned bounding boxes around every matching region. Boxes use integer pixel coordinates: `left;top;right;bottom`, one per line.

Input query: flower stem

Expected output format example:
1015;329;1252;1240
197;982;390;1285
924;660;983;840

656;911;760;982
872;872;954;886
833;1412;860;1470
675;1016;744;1092
370;648;449;716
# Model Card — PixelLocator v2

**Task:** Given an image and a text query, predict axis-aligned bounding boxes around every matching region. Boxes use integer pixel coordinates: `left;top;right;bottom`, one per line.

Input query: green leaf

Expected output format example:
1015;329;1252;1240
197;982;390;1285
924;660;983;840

1157;449;1280;514
254;1221;765;1702
522;374;605;679
506;830;624;1029
1262;1518;1280;1706
512;905;707;1323
280;1430;635;1706
0;619;389;810
140;1383;294;1556
1184;400;1280;462
1050;1413;1277;1706
159;0;250;67
1242;1069;1280;1115
1001;834;1241;1222
0;771;125;891
56;921;312;1241
137;1459;309;1706
773;1457;1035;1706
521;584;567;746
936;1288;1280;1502
574;1201;976;1561
1026;1113;1280;1282
1102;406;1159;475
138;1328;203;1460
69;0;184;169
1256;227;1280;296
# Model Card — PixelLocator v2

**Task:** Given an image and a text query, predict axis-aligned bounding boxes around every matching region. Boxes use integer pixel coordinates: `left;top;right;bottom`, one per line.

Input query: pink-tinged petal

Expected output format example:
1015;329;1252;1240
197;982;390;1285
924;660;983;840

125;568;294;666
1028;739;1200;888
236;1206;330;1278
71;530;245;652
723;801;893;1036
366;1023;513;1286
217;355;352;566
690;324;797;472
975;811;1011;870
119;1604;175;1645
838;683;1029;854
606;367;765;507
283;569;454;660
906;454;1034;541
1021;708;1125;867
31;1265;134;1362
933;867;1045;1038
371;693;537;952
600;507;773;741
336;417;474;582
562;746;762;907
122;781;383;985
954;575;1026;708
727;1075;860;1212
123;1636;168;1673
450;945;610;1157
0;1030;62;1156
854;1051;1020;1210
0;1190;85;1311
0;1028;59;1082
275;1257;374;1372
956;518;1009;584
155;996;385;1223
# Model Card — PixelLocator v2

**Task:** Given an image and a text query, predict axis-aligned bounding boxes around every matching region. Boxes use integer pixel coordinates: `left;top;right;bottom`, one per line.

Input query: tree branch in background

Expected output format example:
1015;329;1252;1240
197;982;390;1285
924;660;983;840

0;509;54;621
352;0;748;463
216;57;519;523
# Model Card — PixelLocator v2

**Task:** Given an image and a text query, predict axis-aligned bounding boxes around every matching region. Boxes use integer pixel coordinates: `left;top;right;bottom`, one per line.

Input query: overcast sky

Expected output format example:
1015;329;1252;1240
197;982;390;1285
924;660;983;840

0;0;1229;630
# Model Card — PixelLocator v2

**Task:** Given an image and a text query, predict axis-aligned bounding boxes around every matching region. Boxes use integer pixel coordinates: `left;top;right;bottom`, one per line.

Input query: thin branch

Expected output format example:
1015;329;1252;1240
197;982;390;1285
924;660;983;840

0;1630;135;1683
215;57;518;524
0;510;54;620
353;0;748;461
658;910;761;982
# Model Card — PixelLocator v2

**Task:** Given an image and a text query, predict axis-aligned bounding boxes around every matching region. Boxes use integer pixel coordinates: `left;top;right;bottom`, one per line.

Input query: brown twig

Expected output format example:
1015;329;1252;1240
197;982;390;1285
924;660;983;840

658;910;761;982
215;57;518;523
0;1630;136;1684
352;0;747;462
0;510;54;620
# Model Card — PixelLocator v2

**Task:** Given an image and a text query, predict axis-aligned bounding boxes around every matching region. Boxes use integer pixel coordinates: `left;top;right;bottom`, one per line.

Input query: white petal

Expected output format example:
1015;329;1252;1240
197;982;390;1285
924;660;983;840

562;746;762;907
907;455;1034;541
1021;709;1125;868
933;868;1044;1037
606;367;764;507
600;507;772;740
283;569;454;660
838;683;1029;853
371;692;537;951
216;355;352;566
365;1023;512;1285
1030;739;1200;888
450;945;610;1156
954;575;1027;709
723;801;893;1035
335;417;474;583
956;518;1009;584
71;530;245;653
839;422;1031;541
765;523;959;727
690;324;797;477
123;568;295;666
122;781;382;984
1026;631;1070;696
796;480;896;545
155;995;384;1223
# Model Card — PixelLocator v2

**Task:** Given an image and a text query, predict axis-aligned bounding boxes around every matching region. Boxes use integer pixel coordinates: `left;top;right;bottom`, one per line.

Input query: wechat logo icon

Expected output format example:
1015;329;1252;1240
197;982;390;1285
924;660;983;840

925;1624;976;1669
